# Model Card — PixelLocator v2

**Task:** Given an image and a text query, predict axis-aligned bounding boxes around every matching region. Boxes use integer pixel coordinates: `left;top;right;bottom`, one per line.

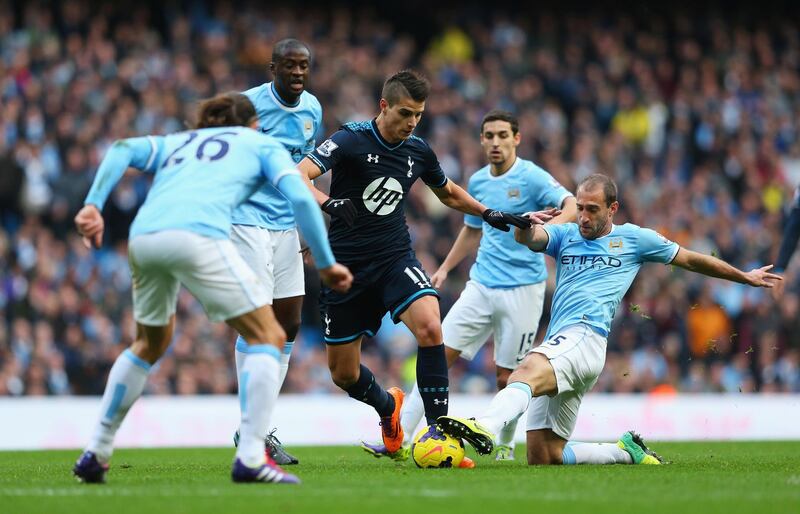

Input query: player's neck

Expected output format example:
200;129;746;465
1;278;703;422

490;156;517;177
374;114;403;144
273;82;301;106
597;221;614;238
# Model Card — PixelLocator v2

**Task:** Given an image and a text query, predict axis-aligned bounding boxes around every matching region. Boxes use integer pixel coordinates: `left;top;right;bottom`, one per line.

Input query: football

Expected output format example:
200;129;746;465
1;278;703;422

411;425;465;468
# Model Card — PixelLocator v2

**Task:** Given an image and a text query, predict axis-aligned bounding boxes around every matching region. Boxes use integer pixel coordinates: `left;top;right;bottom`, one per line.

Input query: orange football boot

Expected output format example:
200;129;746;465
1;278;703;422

380;387;405;453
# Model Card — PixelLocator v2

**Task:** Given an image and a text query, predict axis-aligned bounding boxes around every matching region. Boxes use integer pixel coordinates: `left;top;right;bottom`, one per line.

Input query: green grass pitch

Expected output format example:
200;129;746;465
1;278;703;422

0;443;798;514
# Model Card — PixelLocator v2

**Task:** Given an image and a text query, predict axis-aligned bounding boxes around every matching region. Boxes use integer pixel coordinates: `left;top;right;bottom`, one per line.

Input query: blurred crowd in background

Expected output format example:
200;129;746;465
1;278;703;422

1;1;799;398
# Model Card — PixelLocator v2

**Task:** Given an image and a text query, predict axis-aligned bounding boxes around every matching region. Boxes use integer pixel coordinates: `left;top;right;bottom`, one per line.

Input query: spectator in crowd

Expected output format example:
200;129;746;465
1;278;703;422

0;1;798;397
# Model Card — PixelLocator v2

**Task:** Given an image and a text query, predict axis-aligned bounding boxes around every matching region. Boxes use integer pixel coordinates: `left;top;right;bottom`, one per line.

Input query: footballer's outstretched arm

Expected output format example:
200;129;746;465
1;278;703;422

430;178;486;216
76;137;159;248
430;179;534;232
670;247;782;288
514;224;550;253
550;196;578;225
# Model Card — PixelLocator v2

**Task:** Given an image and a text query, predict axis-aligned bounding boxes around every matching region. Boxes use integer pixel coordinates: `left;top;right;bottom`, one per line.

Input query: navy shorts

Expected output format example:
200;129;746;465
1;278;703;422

319;251;439;344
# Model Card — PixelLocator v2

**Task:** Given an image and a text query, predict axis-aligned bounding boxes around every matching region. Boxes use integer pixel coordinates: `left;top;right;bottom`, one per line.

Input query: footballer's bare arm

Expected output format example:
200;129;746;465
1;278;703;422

670;247;782;288
430;179;486;216
515;224;550;253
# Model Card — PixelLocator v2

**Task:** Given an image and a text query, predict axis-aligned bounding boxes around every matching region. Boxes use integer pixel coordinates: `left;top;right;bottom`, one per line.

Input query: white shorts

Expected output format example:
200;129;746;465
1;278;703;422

129;230;270;325
525;323;607;439
230;225;305;302
443;280;546;370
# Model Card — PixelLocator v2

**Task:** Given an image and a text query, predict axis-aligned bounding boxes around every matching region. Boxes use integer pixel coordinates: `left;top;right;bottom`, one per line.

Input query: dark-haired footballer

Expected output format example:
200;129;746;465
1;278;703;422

296;70;549;465
230;39;322;466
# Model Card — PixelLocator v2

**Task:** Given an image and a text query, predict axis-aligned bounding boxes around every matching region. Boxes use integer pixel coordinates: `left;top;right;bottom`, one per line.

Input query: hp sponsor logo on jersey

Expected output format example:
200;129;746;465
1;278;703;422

362;177;403;215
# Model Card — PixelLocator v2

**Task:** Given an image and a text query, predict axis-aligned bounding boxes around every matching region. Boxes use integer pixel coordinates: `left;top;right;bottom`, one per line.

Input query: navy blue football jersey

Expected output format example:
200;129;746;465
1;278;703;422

308;119;448;264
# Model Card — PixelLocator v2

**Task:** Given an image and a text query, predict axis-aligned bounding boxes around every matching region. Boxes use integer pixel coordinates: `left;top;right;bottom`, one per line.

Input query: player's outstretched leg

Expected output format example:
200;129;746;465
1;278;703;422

617;431;664;465
437;416;496;455
495;416;519;461
74;343;155;483
330;340;405;453
561;441;633;465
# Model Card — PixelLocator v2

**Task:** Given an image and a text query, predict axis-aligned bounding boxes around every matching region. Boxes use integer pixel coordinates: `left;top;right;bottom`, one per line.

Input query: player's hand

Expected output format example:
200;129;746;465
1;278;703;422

482;209;532;232
319;263;353;293
525;207;561;225
743;265;783;288
74;204;104;249
431;268;448;289
322;198;358;227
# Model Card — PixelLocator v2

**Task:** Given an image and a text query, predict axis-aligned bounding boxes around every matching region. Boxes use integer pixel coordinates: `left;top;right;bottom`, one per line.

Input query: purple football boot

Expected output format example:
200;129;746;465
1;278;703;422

231;456;300;484
73;451;109;484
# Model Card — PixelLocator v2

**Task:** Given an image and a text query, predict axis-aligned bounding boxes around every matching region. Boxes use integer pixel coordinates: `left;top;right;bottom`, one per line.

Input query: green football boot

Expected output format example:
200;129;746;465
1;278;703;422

617;431;664;465
437;416;495;456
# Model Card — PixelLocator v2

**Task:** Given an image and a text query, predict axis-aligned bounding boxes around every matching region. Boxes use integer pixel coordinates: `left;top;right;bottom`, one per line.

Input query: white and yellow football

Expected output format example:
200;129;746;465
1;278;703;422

411;424;465;468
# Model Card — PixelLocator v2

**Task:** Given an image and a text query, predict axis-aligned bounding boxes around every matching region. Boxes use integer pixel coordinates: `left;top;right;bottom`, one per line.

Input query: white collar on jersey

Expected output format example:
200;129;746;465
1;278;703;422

267;82;303;112
487;157;520;180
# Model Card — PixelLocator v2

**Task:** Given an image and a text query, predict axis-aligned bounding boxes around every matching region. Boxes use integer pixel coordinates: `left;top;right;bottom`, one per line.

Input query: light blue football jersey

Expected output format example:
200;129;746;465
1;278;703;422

231;82;323;229
542;223;680;339
85;127;298;240
463;158;572;288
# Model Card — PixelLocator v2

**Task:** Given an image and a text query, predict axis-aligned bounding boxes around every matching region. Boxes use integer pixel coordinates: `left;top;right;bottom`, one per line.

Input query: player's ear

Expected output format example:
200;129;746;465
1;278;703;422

608;201;619;216
268;61;275;74
513;132;521;146
379;98;388;112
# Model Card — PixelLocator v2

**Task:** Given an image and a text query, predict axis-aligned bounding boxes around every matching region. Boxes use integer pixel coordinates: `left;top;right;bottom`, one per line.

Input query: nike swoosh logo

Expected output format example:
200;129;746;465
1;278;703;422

421;446;444;459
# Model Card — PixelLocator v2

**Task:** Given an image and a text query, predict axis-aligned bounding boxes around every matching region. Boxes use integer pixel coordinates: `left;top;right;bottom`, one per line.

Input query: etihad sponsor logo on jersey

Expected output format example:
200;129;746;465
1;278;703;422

362;176;402;215
316;139;338;157
560;254;622;269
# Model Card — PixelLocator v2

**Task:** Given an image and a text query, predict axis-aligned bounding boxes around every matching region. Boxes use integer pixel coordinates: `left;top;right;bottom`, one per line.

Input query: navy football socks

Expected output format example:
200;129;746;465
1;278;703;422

344;364;394;417
417;344;449;424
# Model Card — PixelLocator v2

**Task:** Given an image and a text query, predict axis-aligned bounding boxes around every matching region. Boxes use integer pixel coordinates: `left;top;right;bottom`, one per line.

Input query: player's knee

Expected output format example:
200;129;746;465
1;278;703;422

413;319;442;347
526;446;551;465
329;363;359;389
511;353;554;395
131;339;166;365
526;446;562;466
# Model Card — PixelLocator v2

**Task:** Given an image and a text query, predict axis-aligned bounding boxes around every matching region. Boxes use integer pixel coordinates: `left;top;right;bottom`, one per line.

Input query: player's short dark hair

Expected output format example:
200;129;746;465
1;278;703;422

272;38;310;63
578;173;618;207
195;92;257;129
381;70;430;105
481;110;519;135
